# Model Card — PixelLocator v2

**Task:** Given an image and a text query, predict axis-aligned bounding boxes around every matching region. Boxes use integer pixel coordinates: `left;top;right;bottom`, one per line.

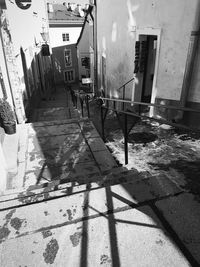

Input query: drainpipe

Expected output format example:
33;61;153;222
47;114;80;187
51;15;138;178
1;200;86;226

89;0;98;96
180;3;200;112
180;33;200;107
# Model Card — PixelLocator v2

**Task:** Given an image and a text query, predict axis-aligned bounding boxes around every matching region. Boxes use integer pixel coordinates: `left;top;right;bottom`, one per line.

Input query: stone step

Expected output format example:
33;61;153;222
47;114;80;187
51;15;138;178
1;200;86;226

0;168;182;211
0;167;133;202
32;107;73;122
0;171;183;247
39;101;68;108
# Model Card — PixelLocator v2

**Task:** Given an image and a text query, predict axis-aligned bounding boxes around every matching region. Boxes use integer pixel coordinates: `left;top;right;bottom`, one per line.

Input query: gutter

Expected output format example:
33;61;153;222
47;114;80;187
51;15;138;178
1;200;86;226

76;5;93;47
180;2;200;110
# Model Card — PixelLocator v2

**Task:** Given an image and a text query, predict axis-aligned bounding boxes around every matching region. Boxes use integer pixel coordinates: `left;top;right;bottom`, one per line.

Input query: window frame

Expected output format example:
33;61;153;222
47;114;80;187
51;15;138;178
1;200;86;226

64;69;75;83
64;48;72;67
62;33;69;42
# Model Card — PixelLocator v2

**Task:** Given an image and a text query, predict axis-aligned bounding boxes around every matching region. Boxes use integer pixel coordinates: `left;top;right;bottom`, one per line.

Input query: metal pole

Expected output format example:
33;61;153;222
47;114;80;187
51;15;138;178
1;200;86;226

124;114;128;164
86;95;90;118
101;106;105;141
122;85;125;111
80;96;84;117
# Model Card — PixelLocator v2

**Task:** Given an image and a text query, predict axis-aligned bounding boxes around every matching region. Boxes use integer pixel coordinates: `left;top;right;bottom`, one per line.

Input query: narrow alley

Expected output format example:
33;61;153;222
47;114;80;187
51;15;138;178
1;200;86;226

0;84;199;266
1;0;200;266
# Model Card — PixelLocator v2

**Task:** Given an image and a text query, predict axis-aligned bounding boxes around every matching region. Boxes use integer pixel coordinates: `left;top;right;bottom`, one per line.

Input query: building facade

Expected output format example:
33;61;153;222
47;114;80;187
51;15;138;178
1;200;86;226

87;0;200;127
0;0;54;121
0;0;53;190
48;3;84;86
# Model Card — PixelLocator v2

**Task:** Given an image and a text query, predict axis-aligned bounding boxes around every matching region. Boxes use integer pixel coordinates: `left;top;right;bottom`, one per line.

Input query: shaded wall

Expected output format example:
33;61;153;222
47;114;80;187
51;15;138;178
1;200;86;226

2;0;52;122
53;44;79;85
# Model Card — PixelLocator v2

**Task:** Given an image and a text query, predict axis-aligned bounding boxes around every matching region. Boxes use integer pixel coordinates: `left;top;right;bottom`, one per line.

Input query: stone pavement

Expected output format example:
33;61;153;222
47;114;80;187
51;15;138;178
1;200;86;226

0;86;199;266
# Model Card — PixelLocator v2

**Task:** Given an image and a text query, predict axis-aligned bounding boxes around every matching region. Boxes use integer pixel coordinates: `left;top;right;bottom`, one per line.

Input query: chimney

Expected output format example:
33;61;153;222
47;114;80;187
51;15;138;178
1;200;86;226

70;3;76;11
67;2;72;11
76;4;84;17
47;3;53;13
85;4;89;10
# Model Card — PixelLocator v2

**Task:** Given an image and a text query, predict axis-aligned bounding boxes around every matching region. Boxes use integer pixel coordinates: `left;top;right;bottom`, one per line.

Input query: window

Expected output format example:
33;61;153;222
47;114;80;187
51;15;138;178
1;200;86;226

64;69;74;83
62;33;69;42
81;57;90;69
64;49;72;67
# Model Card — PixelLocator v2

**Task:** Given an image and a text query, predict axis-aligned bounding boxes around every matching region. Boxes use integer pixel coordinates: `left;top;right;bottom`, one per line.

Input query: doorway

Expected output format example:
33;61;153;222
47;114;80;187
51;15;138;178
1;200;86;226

140;35;157;105
133;28;161;115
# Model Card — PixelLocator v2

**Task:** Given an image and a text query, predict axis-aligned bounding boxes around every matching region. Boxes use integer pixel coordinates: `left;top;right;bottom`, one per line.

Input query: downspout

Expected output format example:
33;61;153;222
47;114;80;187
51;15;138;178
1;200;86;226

180;3;200;111
89;0;98;96
94;0;98;95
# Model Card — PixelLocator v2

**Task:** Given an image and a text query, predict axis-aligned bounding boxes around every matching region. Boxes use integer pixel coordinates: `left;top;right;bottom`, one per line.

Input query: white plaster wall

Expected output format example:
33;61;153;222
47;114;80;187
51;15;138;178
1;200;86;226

49;27;82;48
6;0;48;62
96;0;199;101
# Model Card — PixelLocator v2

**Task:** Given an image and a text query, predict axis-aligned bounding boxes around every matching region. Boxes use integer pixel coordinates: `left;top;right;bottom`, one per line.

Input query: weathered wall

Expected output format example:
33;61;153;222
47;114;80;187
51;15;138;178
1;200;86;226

96;0;199;103
4;0;52;120
49;27;82;48
53;44;79;85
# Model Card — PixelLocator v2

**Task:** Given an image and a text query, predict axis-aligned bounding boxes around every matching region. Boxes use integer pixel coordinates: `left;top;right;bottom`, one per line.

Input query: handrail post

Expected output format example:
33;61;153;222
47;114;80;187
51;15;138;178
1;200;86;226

113;100;116;110
80;96;84;117
124;113;128;164
86;95;90;118
101;105;105;141
122;85;125;111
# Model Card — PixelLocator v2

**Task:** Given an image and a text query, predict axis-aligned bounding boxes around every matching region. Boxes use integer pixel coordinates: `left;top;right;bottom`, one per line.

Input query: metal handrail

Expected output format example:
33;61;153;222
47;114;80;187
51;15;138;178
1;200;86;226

100;97;200;114
116;77;135;92
100;96;200;165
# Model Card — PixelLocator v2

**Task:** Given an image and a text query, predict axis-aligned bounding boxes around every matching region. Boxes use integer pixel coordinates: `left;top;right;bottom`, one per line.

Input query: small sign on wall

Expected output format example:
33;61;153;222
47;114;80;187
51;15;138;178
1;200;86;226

82;78;92;84
15;0;32;10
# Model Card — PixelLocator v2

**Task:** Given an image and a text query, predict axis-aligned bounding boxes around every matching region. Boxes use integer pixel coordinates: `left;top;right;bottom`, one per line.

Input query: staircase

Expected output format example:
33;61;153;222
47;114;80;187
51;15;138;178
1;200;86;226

0;85;195;266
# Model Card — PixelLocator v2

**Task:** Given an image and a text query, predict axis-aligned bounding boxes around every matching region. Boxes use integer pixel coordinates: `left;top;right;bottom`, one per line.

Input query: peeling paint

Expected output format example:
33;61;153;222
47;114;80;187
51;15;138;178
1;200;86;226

0;227;10;243
66;209;73;221
43;238;59;264
0;209;16;243
156;239;164;246
10;217;24;231
70;232;82;247
5;209;16;221
100;254;112;265
42;230;52;239
44;211;50;216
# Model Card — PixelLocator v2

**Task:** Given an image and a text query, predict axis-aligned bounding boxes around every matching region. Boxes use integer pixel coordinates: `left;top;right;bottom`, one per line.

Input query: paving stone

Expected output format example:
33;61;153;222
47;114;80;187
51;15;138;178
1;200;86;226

0;205;190;266
93;150;118;171
27;133;86;153
28;123;81;137
30;118;83;127
155;192;200;264
35;108;71;122
17;124;29;163
26;147;94;168
79;120;100;138
87;137;108;152
24;162;100;187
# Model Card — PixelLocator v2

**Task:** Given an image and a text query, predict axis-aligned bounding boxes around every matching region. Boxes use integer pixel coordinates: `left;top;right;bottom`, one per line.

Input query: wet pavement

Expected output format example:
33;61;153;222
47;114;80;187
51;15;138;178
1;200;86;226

0;87;199;266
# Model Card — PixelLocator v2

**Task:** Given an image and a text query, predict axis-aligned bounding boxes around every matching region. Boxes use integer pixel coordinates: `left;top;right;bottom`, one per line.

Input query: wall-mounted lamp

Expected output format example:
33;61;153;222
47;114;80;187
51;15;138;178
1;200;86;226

40;31;49;43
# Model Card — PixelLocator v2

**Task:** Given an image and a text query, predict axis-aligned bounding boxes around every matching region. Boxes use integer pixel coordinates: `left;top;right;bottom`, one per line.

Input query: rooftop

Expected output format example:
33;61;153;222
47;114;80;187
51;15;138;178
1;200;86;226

48;3;85;24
